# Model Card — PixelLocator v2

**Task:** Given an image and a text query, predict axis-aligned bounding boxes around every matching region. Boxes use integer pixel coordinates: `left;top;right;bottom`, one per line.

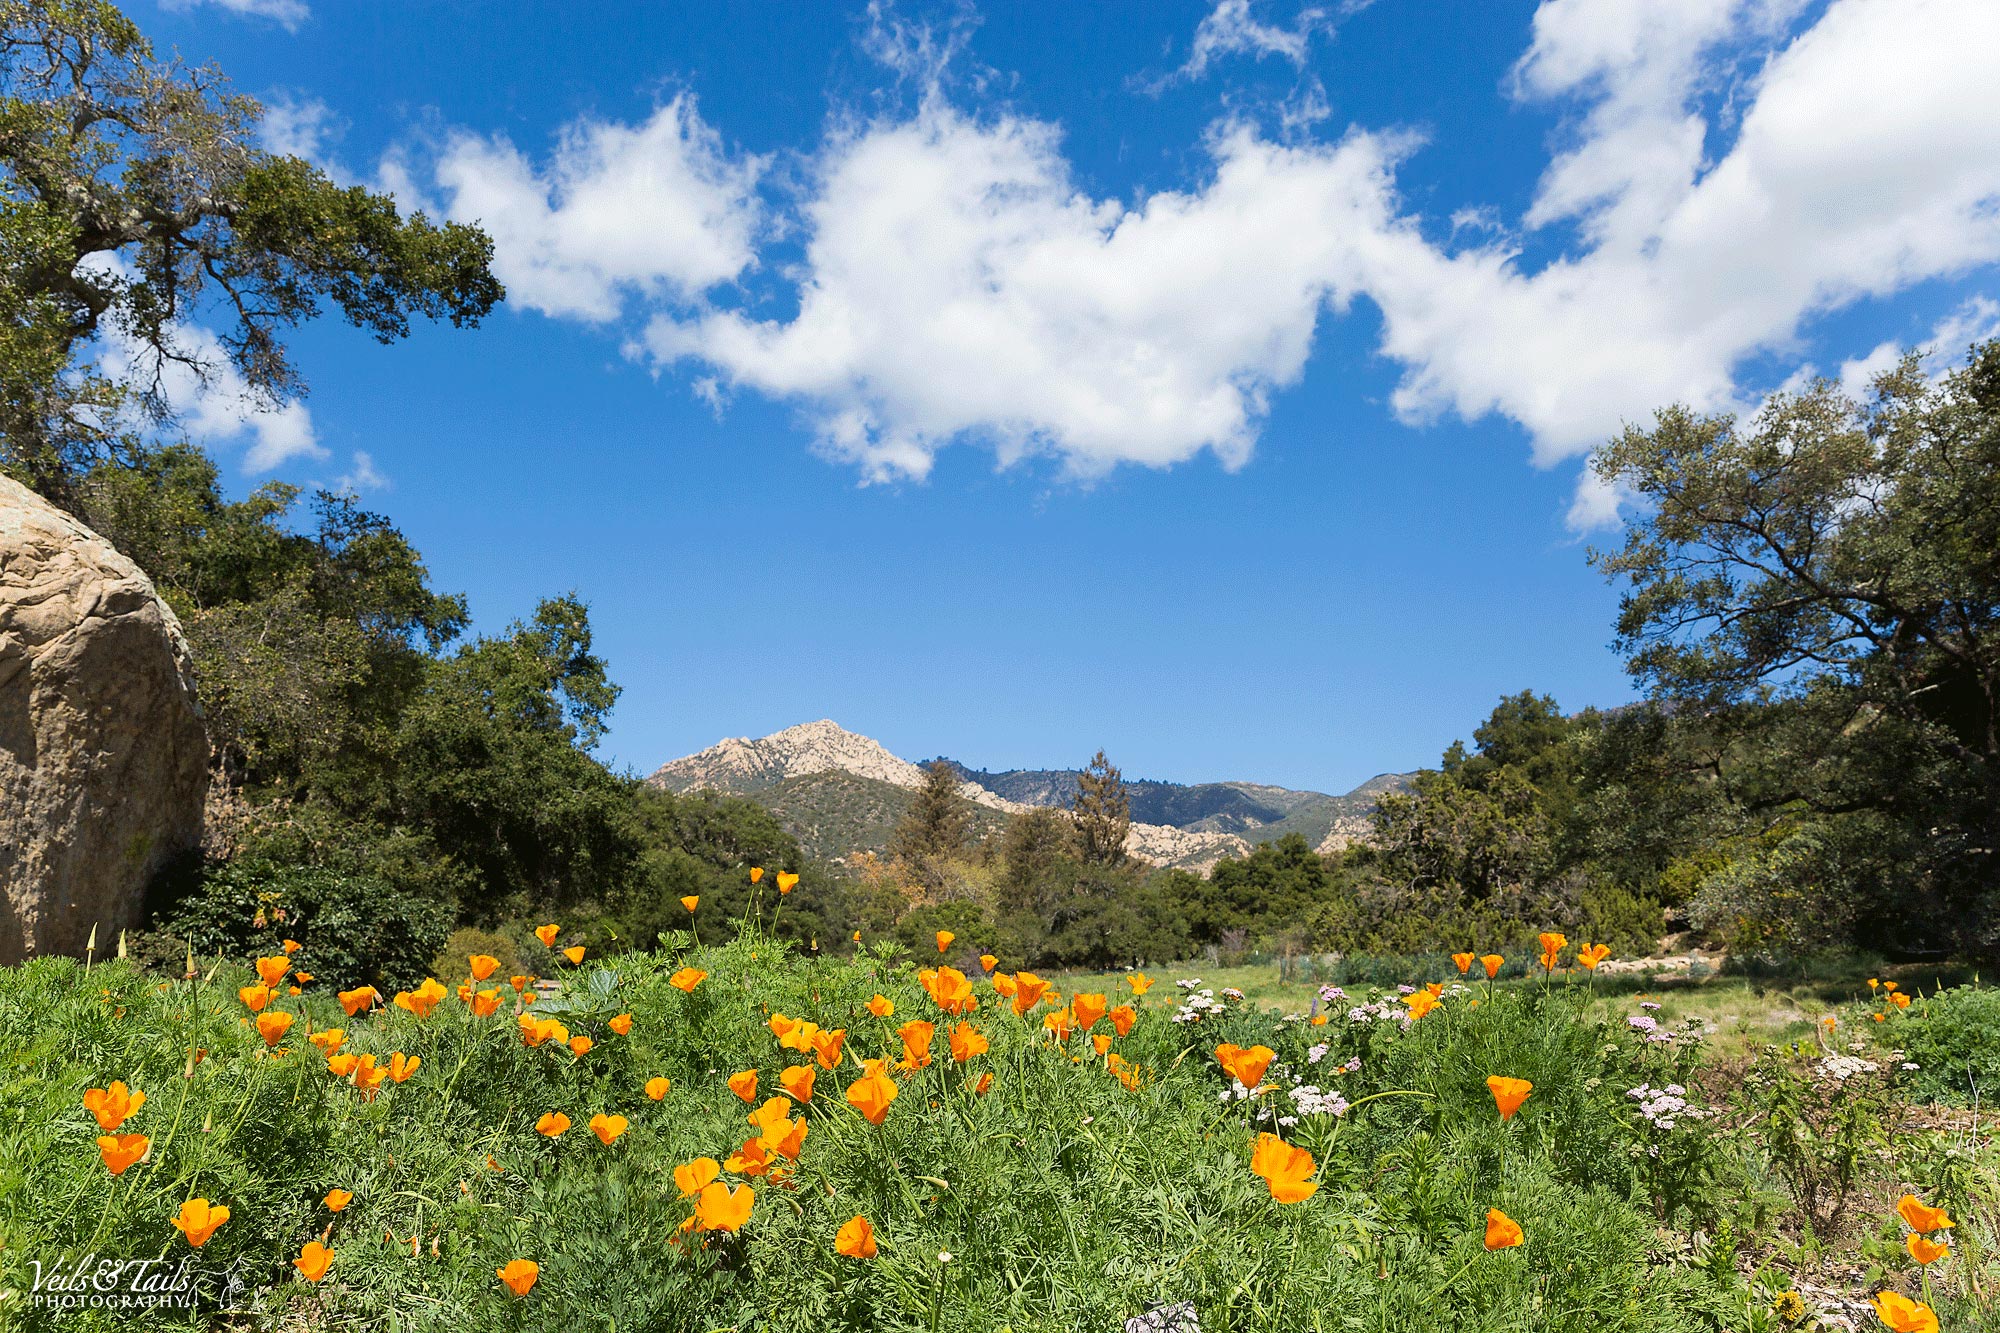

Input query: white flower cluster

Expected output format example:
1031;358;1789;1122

1288;1084;1350;1119
1345;1000;1402;1025
1816;1054;1880;1082
1626;1083;1705;1132
1171;987;1227;1024
1307;1042;1330;1064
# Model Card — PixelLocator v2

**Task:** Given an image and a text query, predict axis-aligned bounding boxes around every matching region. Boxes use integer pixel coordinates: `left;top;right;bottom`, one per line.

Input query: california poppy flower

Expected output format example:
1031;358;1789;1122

326;1052;359;1078
1577;943;1610;970
472;989;502;1018
509;974;529;992
337;985;378;1016
935;930;955;953
568;1035;593;1058
763;1116;809;1161
846;1059;898;1125
673;1158;722;1199
352;1054;388;1099
171;1198;230;1247
1043;1008;1075;1041
973;1071;994;1095
97;1133;148;1175
256;1011;295;1046
898;1020;936;1069
387;1051;420;1082
394;978;447;1018
1091;1033;1113;1055
812;1029;847;1070
1107;1053;1142;1091
1487;1076;1533;1121
991;972;1018;998
670;968;707;992
749;867;765;883
779;1020;820;1053
608;1013;633;1035
868;994;895;1018
1452;952;1475;973
325;1189;352;1212
1480;954;1503;978
1071;993;1109;1033
469;954;499;981
254;955;290;988
1012;972;1050;1016
1908;1233;1950;1265
949;1021;988;1063
1891;992;1911;1008
1215;1043;1275;1090
535;1111;571;1137
836;1215;877;1259
978;954;998;972
1126;973;1154;995
535;924;560;948
589;1113;628;1145
497;1259;539;1297
780;1065;817;1102
1249;1132;1318;1203
1403;990;1439;1020
1873;1291;1940;1333
646;1076;672;1100
281;938;302;955
776;871;799;894
922;966;977;1014
84;1081;144;1132
562;946;585;965
1537;932;1567;970
694;1181;755;1233
1883;981;1900;992
238;984;271;1014
1897;1195;1954;1233
681;896;699;912
293;1241;333;1283
1484;1208;1524;1250
729;1070;760;1102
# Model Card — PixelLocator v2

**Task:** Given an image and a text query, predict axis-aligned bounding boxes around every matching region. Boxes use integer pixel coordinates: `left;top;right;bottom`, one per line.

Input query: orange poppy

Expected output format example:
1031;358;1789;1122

780;1065;817;1102
973;1071;994;1095
670;968;707;992
281;938;302;955
922;966;978;1015
770;1013;801;1041
868;994;895;1018
293;1241;333;1283
337;985;379;1016
1215;1043;1276;1090
326;1053;359;1078
1537;932;1567;970
836;1215;877;1258
991;972;1018;998
1898;1195;1954;1233
255;1011;295;1046
472;989;502;1017
780;1020;821;1053
1873;1291;1940;1333
1908;1233;1950;1265
498;1258;539;1297
171;1199;230;1247
1891;992;1911;1008
813;1028;848;1070
1126;973;1154;995
1012;972;1050;1016
1452;952;1475;973
1249;1132;1318;1203
387;1051;421;1082
694;1181;755;1233
83;1081;144;1132
535;1111;571;1137
749;867;765;883
562;946;585;965
935;930;955;954
1487;1076;1533;1121
729;1071;760;1102
846;1059;898;1125
238;984;271;1014
98;1133;148;1175
898;1020;936;1069
1071;993;1108;1033
606;1012;632;1036
776;871;799;895
1109;1004;1137;1036
254;956;289;988
351;1054;388;1099
1484;1208;1524;1250
1403;990;1439;1020
949;1021;988;1062
1480;954;1503;978
681;896;699;912
1043;1008;1075;1041
1577;943;1610;970
468;954;499;981
568;1035;593;1058
509;974;529;992
1092;1033;1113;1055
535;924;560;948
1883;981;1900;992
647;1076;672;1100
675;1157;721;1196
589;1113;628;1145
394;979;447;1018
325;1189;352;1212
978;954;998;972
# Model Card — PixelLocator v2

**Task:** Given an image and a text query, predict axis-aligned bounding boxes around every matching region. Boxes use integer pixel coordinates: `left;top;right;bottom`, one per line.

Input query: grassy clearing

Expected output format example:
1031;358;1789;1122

3;936;1994;1331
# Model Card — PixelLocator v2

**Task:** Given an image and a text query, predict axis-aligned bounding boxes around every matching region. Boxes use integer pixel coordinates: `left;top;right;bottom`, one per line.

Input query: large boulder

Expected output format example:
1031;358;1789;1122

0;474;207;963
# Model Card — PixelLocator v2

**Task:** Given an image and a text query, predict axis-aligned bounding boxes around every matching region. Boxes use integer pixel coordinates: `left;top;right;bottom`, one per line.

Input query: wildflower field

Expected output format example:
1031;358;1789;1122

3;911;1995;1332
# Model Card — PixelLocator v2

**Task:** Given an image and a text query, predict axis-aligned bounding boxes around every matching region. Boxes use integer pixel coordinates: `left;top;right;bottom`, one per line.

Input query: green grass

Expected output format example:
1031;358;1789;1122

1;940;1991;1331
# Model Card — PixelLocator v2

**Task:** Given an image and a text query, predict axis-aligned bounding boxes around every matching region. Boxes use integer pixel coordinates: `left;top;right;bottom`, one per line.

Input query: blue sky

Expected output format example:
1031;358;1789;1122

129;0;2000;793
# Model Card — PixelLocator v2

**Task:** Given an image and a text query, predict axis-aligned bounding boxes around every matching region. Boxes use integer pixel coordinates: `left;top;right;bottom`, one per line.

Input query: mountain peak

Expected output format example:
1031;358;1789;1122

649;719;923;795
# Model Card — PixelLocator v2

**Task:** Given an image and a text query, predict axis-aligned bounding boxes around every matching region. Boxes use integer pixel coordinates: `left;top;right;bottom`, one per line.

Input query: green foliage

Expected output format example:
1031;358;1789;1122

1883;983;2000;1106
153;860;454;991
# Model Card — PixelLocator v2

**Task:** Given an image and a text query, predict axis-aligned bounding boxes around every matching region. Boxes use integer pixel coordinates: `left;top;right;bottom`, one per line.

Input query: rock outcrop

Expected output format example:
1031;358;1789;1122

0;475;207;963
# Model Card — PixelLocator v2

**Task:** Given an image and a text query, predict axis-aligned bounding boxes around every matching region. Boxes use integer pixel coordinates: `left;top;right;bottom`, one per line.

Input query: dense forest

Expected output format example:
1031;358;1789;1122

7;1;1997;986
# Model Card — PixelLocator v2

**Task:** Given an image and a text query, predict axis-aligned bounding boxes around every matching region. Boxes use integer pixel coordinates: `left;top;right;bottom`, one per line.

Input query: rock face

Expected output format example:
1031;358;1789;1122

0;475;207;963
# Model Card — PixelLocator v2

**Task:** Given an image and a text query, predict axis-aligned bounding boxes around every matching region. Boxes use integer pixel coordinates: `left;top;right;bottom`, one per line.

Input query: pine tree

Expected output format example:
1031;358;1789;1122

888;761;973;897
1070;750;1130;866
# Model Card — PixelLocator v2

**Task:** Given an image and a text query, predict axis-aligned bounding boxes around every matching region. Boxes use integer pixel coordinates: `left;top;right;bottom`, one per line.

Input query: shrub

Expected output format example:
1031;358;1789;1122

1885;983;2000;1106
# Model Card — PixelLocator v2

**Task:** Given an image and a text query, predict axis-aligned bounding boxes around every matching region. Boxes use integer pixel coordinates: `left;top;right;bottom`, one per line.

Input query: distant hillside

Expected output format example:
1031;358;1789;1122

648;720;1409;871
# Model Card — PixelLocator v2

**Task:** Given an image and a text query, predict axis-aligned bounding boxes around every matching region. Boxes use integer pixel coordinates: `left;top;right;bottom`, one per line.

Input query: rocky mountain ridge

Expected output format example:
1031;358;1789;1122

648;720;1410;871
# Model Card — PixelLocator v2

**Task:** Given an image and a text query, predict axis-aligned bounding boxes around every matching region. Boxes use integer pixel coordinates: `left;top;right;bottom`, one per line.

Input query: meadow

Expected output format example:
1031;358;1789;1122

3;904;1994;1332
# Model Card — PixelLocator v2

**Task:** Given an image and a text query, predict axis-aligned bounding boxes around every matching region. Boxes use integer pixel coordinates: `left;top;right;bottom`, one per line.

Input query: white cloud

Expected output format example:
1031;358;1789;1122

1835;296;2000;399
335;450;389;494
161;0;309;30
640;109;1392;480
97;319;324;472
431;96;763;322
259;93;339;163
1181;1;1333;79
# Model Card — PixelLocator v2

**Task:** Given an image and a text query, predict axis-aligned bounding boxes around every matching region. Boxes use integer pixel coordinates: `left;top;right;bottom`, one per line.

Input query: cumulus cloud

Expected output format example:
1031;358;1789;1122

335;450;390;494
161;0;309;30
431;96;763;322
640;110;1394;480
97;318;323;472
259;93;340;163
1833;296;2000;400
